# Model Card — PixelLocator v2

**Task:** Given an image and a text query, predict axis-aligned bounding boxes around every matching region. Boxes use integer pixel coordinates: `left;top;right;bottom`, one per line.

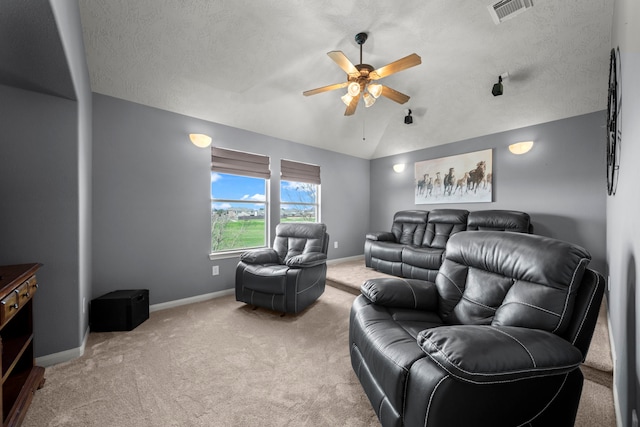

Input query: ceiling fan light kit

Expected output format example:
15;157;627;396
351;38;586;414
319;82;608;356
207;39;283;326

303;32;421;116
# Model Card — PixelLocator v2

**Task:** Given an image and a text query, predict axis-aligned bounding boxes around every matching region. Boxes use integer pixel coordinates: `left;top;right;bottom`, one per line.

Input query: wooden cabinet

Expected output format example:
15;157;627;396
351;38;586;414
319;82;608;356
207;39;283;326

0;264;44;427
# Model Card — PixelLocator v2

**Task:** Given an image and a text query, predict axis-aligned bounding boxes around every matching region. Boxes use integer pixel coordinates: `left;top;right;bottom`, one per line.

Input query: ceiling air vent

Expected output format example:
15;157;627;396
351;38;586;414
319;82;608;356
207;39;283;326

488;0;534;24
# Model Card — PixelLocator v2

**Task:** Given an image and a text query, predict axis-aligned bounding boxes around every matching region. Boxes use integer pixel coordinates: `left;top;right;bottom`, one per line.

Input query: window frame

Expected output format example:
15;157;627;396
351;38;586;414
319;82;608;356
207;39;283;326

209;148;271;259
279;159;321;224
280;180;320;223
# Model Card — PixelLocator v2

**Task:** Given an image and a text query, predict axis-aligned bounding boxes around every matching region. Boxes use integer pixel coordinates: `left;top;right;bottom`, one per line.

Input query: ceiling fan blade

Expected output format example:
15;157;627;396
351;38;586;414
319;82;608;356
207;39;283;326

327;51;360;77
369;53;422;80
303;82;348;96
380;85;410;104
344;93;360;116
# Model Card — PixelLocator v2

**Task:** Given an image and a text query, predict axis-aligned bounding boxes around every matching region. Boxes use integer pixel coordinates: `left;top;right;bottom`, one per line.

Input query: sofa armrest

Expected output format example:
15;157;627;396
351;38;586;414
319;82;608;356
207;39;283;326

285;252;327;268
365;231;396;242
240;248;279;264
417;325;583;383
361;278;438;310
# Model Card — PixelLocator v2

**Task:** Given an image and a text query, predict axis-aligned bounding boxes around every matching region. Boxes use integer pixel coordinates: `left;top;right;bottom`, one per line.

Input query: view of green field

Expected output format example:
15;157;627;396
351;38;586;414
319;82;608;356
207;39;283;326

212;218;265;251
211;216;316;251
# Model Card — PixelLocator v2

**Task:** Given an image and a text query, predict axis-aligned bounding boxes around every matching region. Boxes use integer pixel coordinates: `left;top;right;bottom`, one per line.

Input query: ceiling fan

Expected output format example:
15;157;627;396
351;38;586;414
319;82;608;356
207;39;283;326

303;32;421;116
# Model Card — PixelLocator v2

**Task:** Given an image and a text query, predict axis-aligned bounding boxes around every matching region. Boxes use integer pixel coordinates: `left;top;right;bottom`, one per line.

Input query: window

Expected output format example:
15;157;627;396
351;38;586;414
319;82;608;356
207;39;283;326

280;159;320;223
211;147;270;253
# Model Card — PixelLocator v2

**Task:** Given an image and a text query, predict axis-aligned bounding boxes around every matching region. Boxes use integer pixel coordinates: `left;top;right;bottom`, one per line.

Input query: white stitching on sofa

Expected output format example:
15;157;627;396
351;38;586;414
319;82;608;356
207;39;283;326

424;348;580;385
399;278;419;308
424;374;449;427
498;301;560;317
422;335;580;381
461;295;497;312
492;327;536;367
517;373;569;426
353;309;412;374
553;257;589;333
438;271;464;296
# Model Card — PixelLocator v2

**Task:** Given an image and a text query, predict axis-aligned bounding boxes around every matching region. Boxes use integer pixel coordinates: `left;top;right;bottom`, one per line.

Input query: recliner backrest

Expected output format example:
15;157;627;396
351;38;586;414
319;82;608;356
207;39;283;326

467;210;531;233
273;223;328;264
421;209;468;248
390;210;428;245
435;231;590;335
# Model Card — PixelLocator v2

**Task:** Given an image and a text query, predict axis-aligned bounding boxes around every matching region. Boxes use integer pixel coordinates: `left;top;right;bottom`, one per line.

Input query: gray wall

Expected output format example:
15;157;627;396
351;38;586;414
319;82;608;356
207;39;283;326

370;111;607;274
0;0;91;358
92;94;370;305
0;85;81;356
608;1;640;425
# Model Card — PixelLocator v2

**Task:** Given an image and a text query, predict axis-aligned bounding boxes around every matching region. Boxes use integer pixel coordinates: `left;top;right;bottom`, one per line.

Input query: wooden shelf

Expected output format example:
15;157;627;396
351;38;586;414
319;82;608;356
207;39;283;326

0;264;43;427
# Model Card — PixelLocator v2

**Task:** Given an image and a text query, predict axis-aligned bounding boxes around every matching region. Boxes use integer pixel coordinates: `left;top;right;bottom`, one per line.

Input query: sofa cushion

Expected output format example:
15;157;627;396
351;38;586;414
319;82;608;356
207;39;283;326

369;241;404;262
273;223;327;263
467;210;530;232
239;264;289;294
417;325;583;383
390;210;429;245
361;277;438;311
422;209;468;248
436;231;590;334
402;246;444;270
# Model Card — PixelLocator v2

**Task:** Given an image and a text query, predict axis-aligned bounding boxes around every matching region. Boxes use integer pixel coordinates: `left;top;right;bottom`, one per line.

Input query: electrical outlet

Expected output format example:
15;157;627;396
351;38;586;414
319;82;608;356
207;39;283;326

212;265;219;276
83;297;86;314
334;241;339;249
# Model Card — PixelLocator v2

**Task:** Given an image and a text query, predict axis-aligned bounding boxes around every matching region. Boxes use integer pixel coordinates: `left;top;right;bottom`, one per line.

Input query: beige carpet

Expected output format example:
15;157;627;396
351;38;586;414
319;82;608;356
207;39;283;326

24;286;378;427
24;259;616;427
326;258;617;427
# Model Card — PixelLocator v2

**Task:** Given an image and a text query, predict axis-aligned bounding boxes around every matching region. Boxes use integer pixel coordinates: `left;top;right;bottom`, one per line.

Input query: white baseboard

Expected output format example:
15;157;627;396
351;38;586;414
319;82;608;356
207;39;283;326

35;288;235;367
327;254;364;265
607;303;622;427
149;288;234;312
36;326;90;367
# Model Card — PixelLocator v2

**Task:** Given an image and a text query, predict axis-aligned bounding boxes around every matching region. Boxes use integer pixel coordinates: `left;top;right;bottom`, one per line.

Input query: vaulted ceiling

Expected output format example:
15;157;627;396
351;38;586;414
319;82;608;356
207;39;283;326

3;1;615;159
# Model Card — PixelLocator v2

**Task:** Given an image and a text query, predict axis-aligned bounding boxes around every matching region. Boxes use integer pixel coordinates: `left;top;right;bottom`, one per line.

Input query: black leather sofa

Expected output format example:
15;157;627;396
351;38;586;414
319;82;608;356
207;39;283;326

364;209;531;281
350;231;604;426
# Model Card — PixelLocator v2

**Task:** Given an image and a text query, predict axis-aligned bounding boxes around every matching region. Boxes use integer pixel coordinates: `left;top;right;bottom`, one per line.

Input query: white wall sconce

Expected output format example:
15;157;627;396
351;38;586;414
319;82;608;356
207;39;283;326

393;163;406;173
189;133;212;148
508;141;534;155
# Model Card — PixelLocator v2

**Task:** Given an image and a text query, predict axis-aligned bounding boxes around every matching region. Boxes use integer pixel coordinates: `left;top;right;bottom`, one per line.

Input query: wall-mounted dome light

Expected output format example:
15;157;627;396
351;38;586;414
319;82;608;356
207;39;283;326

393;163;406;173
189;133;212;148
508;141;534;155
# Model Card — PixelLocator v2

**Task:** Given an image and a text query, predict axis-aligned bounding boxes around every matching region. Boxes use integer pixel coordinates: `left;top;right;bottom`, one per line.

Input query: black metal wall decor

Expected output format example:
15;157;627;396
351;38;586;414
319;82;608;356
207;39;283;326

607;47;621;196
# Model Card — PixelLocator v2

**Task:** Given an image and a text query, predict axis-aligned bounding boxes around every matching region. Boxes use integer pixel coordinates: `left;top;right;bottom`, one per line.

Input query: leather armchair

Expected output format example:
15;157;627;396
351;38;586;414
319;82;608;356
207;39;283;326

236;222;329;313
350;231;604;426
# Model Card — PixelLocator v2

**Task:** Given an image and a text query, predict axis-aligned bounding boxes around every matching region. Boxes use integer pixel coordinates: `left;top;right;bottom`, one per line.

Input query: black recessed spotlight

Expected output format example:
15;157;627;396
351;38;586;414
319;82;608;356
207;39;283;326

404;109;413;124
492;76;503;96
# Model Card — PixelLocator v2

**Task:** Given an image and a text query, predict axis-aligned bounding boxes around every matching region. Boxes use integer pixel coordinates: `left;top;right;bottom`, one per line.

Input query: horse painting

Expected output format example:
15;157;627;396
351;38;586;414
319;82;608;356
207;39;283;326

443;168;455;196
467;161;486;193
414;149;492;204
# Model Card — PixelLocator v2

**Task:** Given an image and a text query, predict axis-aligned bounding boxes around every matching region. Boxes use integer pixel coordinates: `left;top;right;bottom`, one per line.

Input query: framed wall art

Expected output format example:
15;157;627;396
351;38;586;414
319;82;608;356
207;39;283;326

415;149;493;204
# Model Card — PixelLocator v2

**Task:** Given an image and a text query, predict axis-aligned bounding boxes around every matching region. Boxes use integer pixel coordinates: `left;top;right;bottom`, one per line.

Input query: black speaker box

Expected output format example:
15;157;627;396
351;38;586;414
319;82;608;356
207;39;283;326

90;289;149;332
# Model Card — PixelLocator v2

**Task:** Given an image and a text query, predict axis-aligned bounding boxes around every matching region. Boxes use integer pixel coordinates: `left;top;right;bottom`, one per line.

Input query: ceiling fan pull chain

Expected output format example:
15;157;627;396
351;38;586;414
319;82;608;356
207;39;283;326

362;114;366;141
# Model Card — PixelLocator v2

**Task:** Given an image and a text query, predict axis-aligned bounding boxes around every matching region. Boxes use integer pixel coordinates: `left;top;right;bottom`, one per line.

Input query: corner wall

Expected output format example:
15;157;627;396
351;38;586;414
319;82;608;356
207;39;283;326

608;1;640;426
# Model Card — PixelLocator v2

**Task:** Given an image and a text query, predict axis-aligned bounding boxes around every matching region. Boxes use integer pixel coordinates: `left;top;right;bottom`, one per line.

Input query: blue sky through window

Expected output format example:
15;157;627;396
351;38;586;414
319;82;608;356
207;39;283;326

211;172;266;202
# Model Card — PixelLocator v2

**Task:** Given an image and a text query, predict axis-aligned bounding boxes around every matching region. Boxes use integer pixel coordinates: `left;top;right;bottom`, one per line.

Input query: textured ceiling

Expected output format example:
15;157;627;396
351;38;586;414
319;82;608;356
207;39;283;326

78;0;613;159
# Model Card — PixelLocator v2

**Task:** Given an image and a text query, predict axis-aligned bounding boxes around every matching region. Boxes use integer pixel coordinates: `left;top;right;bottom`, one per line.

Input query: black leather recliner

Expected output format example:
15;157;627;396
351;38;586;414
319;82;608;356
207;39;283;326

350;231;605;426
236;222;329;313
